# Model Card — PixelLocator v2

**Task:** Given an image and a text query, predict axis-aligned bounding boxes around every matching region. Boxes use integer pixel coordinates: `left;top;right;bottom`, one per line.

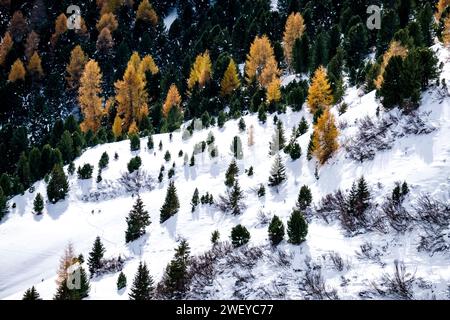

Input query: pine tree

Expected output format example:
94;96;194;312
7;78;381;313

287;209;308;244
230;224;250;247
374;41;408;89
220;58;240;96
160;240;191;298
258;104;267;123
230;136;243;159
188;51;212;92
189;153;195;167
57;131;74;164
33;193;44;215
87;236;105;276
129;261;154;300
245;35;280;88
292;34;310;74
164;150;171;162
218;111;226;128
27;51;44;79
22;286;41;300
312;108;339;165
307;66;333;114
191;188;199;212
283;12;306;68
125;196;151;243
16;152;30;188
268;154;286;188
225;159;239;187
268;215;285;246
117;271;127;290
163;84;182;118
229;180;245;215
47;164;69;204
129;133;140;151
98;152;109;169
0;187;8;221
378;55;404;109
238;118;246;132
79;60;103;133
344;22;368;83
8;59;26;82
297;185;312;210
66;45;88;90
147;135;154;149
160;181;180;223
211;230;220;245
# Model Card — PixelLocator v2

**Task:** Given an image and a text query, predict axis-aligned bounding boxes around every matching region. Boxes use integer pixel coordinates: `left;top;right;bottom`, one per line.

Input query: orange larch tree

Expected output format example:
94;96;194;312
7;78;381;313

283;12;305;68
163;84;182;118
312;108;339;165
307;66;333;114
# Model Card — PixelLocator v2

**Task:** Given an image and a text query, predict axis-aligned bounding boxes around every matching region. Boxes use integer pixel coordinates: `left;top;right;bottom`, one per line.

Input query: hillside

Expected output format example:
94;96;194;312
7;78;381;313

1;42;449;300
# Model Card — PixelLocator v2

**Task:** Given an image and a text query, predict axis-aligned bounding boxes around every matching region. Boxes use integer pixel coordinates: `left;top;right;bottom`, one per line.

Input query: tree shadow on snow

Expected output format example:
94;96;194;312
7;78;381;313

126;234;150;256
46;199;69;220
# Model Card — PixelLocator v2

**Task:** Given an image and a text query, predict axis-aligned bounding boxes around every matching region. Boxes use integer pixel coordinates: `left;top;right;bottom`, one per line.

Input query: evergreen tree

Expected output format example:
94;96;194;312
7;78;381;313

344;23;368;84
238;118;246;132
225;159;239;187
230;224;250;247
98;152;109;169
57;131;74;164
189;153;195;167
191;188;199;212
292;34;310;74
129;133;141;151
33;193;44;215
127;156;142;173
16;152;30;188
22;286;41;300
258;105;267;123
378;55;404;109
257;184;266;197
129;261;154;300
87;236;105;276
287;209;308;244
268;215;285;246
268;154;286;187
229;180;245;215
28;147;42;181
211;230;220;245
230;136;243;159
160;181;180;223
160;240;191;298
117;272;127;290
147;135;154;149
297;185;312;210
77;164;93;179
47;164;69;204
125;196;151;243
288;142;301;160
164;151;171;162
218;111;226;128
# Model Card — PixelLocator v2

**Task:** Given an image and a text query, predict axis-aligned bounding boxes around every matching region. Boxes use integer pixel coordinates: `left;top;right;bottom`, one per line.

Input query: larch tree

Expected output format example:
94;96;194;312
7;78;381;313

443;16;450;46
25;31;40;60
312;108;339;165
374;41;408;89
96;12;118;32
220;58;240;96
188;51;212;92
56;243;77;287
140;54;159;75
112;114;122;138
306;66;333;114
8;11;27;42
78;60;104;133
66;45;88;90
114;52;149;133
27;51;43;79
435;0;450;21
163;84;182;118
96;27;114;53
0;32;13;66
283;12;306;68
8;59;26;82
136;0;158;26
245;35;280;88
266;78;281;103
51;14;67;46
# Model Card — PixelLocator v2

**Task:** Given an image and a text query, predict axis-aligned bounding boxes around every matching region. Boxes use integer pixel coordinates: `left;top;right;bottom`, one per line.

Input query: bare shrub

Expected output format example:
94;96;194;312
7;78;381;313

371;260;415;300
257;209;271;226
118;169;154;193
414;194;450;228
94;256;125;277
300;261;339;300
271;249;293;268
355;242;384;265
328;251;346;272
382;198;413;232
315;190;346;223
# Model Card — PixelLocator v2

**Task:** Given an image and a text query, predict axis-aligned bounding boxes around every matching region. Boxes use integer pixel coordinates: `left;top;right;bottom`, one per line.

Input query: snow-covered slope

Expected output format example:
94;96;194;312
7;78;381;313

1;45;449;300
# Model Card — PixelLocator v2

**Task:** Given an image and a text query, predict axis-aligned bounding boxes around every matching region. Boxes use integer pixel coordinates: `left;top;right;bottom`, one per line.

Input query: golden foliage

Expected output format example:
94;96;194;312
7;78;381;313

163;84;182;118
112;114;122;138
79;60;104;133
136;0;158;25
56;243;77;286
114;52;148;132
188;50;212;91
140;54;159;75
0;31;13;66
66;45;88;90
25;31;40;60
99;0;125;14
283;12;305;68
307;66;333;114
8;10;27;41
245;35;280;88
96;12;118;32
51;14;68;46
27;51;44;78
312;108;339;165
128;121;139;135
96;27;114;52
443;16;450;47
266;78;281;103
220;58;240;96
436;0;450;21
8;59;25;82
374;41;408;89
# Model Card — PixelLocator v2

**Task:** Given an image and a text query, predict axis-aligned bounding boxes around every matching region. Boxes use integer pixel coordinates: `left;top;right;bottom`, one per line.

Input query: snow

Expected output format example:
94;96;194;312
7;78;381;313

270;0;278;12
163;8;178;31
1;45;450;300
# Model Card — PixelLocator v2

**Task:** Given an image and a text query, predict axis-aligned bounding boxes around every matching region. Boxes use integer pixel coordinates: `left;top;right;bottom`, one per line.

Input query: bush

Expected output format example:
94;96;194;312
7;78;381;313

230;224;250;248
117;272;127;290
129;134;140;151
164;151;171;162
98;152;109;169
211;230;220;245
257;184;266;197
127;156;142;173
77;164;93;179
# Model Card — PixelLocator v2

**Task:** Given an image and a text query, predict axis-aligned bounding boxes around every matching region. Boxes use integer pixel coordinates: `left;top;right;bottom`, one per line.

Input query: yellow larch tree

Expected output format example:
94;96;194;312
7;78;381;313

140;54;159;75
163;84;182;118
188;51;212;92
66;45;88;90
96;12;118;32
436;0;450;21
283;12;305;68
27;51;44;78
78;60;104;133
128;121;139;135
266;78;281;103
374;41;408;89
306;66;333;114
8;59;25;82
312;108;339;165
96;27;114;52
112;114;122;138
136;0;158;26
0;31;13;66
245;35;280;88
51;14;68;46
443;16;450;46
114;52;148;132
220;58;240;96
